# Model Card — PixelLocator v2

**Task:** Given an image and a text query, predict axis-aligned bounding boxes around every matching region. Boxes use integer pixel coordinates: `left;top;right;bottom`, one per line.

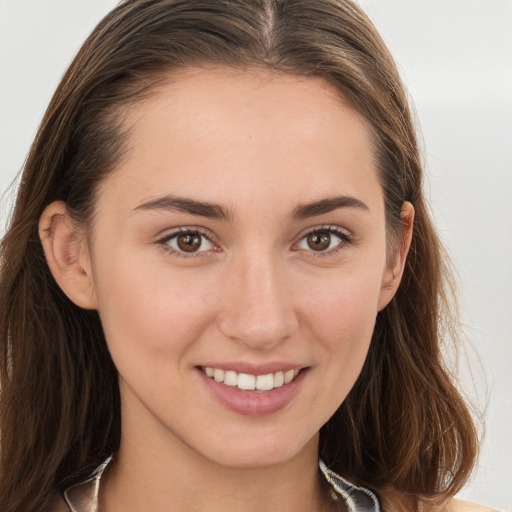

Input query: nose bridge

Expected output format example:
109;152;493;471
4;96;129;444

217;246;298;349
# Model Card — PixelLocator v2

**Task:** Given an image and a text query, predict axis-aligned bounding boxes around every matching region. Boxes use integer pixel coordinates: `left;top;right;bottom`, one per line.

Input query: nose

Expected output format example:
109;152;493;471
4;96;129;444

216;251;299;350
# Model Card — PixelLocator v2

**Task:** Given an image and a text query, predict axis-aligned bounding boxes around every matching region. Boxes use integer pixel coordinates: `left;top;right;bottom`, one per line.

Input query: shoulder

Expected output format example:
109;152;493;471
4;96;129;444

382;491;499;512
444;498;499;512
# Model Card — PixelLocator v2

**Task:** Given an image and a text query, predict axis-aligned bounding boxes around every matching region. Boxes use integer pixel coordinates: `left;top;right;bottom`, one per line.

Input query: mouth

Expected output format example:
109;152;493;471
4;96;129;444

197;365;309;416
200;366;301;391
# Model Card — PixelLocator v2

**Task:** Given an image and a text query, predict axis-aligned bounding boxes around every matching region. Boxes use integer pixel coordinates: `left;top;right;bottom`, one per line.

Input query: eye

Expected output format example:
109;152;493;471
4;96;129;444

159;229;215;256
296;227;352;254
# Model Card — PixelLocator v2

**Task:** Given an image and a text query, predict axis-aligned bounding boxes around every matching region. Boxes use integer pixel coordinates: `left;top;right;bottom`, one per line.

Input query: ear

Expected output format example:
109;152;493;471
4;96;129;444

39;201;98;310
377;201;415;311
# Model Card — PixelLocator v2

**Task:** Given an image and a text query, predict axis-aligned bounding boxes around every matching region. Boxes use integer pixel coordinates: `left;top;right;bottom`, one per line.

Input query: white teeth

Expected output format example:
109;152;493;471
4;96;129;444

255;373;274;391
238;373;256;390
273;371;284;388
202;367;301;391
224;370;238;387
284;369;295;384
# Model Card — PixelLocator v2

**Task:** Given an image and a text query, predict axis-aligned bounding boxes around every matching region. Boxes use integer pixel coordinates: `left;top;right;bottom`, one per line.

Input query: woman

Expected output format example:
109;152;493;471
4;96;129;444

0;1;496;511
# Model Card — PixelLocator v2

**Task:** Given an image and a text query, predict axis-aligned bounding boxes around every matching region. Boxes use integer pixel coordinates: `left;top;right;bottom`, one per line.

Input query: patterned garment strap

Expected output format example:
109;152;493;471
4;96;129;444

319;460;381;512
62;456;113;512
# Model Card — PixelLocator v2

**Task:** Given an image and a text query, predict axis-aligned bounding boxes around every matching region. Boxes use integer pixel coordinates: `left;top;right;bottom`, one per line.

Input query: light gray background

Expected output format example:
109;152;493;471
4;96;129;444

1;1;511;510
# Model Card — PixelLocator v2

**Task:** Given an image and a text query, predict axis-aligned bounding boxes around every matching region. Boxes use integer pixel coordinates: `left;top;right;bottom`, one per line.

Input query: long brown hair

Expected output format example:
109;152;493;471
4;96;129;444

0;1;478;511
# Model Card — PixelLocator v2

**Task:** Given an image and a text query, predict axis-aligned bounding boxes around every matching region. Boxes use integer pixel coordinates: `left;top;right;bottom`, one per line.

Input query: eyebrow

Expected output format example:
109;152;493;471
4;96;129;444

292;195;369;219
133;194;368;221
134;196;231;220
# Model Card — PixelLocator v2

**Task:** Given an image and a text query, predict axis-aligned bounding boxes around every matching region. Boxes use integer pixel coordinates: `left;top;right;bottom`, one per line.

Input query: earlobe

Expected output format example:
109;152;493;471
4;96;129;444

39;201;98;310
377;201;415;311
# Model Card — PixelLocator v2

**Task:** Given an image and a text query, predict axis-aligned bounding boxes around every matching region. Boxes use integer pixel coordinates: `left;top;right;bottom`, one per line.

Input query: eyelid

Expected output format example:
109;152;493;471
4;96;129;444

292;224;354;256
156;226;220;258
156;225;217;241
154;224;354;259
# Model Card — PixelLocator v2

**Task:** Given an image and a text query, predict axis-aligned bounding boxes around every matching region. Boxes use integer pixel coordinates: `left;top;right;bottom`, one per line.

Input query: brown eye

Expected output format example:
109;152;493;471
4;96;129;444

296;227;351;255
306;231;332;251
176;233;203;252
162;230;214;256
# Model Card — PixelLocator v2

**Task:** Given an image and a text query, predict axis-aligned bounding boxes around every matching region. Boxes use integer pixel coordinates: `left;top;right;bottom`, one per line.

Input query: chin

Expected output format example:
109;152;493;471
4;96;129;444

194;431;319;470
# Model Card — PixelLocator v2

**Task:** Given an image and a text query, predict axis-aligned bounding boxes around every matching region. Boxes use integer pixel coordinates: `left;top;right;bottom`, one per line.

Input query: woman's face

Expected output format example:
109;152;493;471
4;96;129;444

83;68;403;468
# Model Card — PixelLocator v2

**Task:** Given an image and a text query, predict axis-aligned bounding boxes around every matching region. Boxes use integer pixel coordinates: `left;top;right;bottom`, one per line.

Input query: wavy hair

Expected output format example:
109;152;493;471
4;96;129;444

0;1;477;510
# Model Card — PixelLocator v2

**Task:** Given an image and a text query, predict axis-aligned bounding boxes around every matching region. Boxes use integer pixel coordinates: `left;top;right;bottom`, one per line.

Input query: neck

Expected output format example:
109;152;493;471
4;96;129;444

101;420;330;512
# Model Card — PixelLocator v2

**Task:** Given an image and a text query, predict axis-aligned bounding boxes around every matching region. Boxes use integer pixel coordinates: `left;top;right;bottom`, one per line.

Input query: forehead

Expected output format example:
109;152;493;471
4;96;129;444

101;67;381;215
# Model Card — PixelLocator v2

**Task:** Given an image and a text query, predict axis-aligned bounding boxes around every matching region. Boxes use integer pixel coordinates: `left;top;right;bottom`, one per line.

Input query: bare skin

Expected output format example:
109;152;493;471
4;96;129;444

449;500;498;512
40;68;491;512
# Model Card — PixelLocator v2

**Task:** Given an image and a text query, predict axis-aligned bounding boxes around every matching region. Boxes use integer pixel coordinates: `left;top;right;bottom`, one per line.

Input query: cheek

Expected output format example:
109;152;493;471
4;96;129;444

92;248;217;373
300;265;383;350
290;265;384;424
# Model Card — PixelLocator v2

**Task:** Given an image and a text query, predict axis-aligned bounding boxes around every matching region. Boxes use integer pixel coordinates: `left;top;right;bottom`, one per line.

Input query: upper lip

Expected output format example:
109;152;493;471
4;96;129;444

197;362;308;375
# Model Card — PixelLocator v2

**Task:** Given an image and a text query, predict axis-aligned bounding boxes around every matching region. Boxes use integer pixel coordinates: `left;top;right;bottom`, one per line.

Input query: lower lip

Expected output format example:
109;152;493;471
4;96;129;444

197;368;308;417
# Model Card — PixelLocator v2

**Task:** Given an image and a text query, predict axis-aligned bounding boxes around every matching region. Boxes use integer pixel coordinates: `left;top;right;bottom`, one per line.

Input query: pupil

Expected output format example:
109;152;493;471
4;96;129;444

177;233;202;252
307;232;331;251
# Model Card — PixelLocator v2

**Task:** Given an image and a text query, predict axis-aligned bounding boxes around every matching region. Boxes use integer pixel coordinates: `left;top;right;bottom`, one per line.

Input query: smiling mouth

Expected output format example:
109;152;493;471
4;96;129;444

200;366;301;391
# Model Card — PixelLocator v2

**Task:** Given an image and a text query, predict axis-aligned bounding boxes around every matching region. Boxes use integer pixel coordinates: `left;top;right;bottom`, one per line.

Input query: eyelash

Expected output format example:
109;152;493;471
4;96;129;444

295;225;353;258
157;227;217;259
156;225;353;259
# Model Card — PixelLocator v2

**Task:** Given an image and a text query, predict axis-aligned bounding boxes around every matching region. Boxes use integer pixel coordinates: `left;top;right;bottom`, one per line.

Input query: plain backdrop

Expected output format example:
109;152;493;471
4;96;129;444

1;1;511;510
